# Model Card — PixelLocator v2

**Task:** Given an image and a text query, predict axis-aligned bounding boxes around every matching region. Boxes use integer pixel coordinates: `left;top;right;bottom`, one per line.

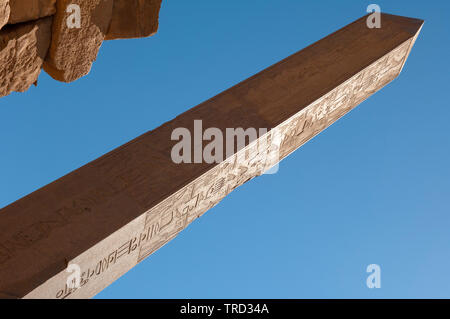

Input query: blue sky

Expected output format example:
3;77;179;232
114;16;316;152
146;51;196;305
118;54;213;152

1;0;449;298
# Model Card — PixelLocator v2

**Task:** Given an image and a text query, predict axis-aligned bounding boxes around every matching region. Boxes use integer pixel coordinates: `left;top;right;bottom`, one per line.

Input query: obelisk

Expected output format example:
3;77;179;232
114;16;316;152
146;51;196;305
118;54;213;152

0;13;423;299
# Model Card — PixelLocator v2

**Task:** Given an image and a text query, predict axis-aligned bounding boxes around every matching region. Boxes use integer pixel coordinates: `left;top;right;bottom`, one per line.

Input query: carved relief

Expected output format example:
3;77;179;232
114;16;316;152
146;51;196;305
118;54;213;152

47;39;413;299
136;40;412;264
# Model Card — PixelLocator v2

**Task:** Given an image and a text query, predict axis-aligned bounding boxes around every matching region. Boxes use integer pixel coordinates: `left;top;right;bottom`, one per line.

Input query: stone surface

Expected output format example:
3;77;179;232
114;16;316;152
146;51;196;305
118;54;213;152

0;0;9;30
0;0;162;94
8;0;56;24
43;0;113;83
0;17;52;98
0;13;423;298
105;0;162;40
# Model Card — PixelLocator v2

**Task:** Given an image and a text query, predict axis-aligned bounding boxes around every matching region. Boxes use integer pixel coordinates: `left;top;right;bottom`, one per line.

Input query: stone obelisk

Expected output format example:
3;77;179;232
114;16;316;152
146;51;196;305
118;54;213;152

0;13;423;299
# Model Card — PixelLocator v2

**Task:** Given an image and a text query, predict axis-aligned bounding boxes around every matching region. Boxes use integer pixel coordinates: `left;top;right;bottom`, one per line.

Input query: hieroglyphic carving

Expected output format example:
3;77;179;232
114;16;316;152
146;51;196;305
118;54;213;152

32;37;416;299
277;39;412;160
136;39;412;263
55;227;149;299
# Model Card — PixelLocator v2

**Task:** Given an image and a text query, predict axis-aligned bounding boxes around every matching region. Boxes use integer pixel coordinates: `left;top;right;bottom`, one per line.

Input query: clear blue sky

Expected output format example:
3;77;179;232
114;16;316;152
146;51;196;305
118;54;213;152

1;0;449;298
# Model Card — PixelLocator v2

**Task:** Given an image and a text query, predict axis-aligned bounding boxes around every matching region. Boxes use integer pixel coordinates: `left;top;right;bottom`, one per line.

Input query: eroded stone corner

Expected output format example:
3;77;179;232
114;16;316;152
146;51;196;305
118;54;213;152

106;0;162;40
0;17;53;97
0;0;10;30
43;0;113;83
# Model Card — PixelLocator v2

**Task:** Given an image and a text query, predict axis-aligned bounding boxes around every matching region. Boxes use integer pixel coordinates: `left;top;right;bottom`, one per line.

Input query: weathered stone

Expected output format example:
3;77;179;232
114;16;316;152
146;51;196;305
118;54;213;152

8;0;56;24
43;0;113;83
0;17;52;98
105;0;162;40
0;0;9;30
0;0;163;93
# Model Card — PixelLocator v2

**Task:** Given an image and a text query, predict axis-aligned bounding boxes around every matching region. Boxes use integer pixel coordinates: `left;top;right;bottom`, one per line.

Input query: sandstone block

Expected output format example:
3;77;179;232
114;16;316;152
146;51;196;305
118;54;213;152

105;0;162;40
0;0;9;30
8;0;56;24
0;17;52;97
43;0;113;82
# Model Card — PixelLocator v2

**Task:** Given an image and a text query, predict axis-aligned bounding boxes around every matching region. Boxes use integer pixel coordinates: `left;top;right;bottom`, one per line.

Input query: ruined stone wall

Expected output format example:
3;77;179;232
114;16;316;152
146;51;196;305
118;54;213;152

0;0;162;97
